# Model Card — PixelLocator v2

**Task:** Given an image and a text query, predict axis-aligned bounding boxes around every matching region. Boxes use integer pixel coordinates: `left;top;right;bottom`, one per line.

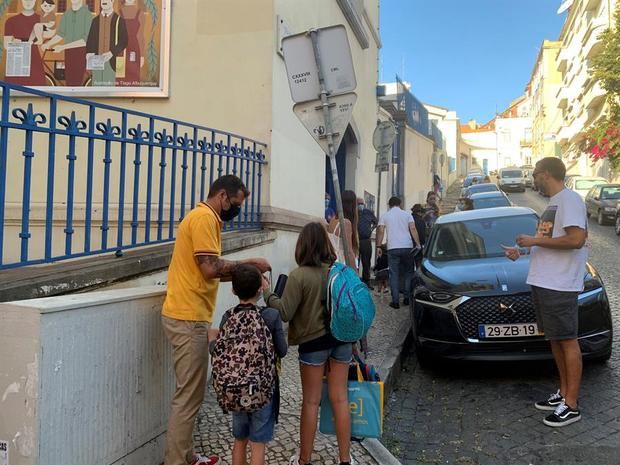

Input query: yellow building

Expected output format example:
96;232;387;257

528;40;562;164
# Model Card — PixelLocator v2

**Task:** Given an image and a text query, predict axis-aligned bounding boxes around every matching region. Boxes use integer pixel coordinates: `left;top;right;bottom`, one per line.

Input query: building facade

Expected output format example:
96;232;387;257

555;0;617;177
528;40;563;164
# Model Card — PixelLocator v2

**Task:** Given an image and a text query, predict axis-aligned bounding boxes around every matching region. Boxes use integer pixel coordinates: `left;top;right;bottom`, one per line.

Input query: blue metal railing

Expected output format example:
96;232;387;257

0;81;267;270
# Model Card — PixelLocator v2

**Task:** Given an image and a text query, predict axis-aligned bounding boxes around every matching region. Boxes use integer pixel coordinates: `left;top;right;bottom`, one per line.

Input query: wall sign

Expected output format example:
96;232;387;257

0;0;171;97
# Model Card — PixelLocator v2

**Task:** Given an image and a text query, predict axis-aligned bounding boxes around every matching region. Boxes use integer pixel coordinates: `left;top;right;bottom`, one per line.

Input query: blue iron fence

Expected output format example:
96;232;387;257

0;81;267;270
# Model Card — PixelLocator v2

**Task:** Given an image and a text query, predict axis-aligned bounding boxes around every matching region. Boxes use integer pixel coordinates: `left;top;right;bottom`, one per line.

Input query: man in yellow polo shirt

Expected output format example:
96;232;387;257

162;175;270;465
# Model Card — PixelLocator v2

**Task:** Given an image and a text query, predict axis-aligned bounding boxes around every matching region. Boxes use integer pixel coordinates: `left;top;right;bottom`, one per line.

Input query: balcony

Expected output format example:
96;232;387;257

557;86;571;108
557;47;571;72
557;125;574;145
584;80;607;110
583;18;608;59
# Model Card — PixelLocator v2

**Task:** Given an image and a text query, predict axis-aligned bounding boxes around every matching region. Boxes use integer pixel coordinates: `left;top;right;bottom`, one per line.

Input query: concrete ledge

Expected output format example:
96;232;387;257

0;229;276;303
261;205;322;232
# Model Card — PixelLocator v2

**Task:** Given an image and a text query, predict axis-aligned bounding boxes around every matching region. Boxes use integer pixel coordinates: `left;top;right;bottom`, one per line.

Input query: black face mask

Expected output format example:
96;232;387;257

221;199;242;222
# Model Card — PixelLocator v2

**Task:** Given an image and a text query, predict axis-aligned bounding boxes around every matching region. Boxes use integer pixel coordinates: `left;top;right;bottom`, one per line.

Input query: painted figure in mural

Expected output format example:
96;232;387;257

117;0;145;86
43;0;94;86
2;0;47;86
31;0;57;45
86;0;128;86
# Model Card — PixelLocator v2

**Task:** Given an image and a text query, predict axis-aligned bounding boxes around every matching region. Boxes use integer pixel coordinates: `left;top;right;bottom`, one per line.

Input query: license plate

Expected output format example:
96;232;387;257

478;323;541;338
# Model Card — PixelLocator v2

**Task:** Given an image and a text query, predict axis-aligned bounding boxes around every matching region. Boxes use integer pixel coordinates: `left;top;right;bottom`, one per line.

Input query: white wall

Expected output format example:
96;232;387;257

0;287;174;465
403;127;434;207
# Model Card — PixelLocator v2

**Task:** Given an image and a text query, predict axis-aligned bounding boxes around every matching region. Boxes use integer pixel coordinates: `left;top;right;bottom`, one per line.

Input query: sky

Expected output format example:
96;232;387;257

380;0;567;124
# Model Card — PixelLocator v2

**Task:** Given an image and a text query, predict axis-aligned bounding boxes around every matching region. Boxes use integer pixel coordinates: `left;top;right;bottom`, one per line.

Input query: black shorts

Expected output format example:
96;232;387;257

531;286;579;341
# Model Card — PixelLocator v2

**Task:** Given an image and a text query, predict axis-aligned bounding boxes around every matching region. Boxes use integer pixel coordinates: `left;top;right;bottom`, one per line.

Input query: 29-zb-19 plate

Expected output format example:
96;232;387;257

478;323;541;338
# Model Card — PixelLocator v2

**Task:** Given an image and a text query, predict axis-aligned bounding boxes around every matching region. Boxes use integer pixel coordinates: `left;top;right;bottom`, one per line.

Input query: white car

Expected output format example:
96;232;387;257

497;168;526;193
566;176;608;199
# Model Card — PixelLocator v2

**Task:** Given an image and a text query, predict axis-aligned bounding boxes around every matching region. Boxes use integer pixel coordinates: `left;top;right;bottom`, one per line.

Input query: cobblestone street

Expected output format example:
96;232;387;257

383;189;620;465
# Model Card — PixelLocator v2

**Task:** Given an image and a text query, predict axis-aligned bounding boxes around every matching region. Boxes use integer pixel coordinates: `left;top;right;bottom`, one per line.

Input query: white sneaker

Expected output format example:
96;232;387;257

289;455;300;465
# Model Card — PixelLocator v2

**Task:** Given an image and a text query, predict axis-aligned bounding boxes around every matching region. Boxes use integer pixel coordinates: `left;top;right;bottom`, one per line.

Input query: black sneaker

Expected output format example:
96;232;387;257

389;302;400;309
543;402;581;427
403;298;410;306
535;389;564;411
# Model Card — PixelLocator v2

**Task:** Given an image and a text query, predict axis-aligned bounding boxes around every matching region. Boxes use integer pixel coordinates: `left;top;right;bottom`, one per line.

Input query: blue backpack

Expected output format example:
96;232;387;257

326;262;376;342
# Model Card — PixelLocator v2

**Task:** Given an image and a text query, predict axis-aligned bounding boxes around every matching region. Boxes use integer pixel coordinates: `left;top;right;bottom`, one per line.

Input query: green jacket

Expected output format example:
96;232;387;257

264;264;330;346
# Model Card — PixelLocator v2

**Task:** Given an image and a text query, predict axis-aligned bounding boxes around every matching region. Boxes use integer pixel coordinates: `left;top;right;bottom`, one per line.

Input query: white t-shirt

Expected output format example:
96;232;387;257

378;206;415;250
527;189;588;292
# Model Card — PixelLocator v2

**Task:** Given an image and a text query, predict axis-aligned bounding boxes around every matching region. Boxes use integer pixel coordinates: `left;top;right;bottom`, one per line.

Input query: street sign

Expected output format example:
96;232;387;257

375;149;390;173
293;92;357;154
282;25;357;103
372;120;396;152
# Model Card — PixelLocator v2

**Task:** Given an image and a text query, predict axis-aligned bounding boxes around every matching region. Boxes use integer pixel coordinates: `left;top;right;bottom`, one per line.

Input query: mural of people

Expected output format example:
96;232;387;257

43;0;93;86
2;0;47;86
31;0;57;46
117;0;144;86
85;0;128;86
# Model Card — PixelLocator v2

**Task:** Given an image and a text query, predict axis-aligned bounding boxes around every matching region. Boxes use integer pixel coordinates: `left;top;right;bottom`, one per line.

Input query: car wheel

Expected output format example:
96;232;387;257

597;210;607;226
616;215;620;236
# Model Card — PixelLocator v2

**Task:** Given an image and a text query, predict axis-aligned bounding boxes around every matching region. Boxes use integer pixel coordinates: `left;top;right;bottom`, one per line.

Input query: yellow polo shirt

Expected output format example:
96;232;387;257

162;202;222;322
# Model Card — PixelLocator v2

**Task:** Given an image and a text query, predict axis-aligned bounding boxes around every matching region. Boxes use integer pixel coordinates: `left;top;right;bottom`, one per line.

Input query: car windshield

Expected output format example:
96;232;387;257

464;176;483;187
576;179;606;190
429;214;537;261
472;197;511;209
601;187;620;199
468;185;498;195
501;170;523;178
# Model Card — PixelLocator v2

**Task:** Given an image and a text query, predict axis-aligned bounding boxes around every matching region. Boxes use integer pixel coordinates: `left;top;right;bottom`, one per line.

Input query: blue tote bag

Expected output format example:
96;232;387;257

319;367;384;439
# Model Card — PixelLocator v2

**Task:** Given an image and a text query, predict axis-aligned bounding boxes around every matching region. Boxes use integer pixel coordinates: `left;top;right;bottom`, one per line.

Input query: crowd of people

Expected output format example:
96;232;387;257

161;172;444;465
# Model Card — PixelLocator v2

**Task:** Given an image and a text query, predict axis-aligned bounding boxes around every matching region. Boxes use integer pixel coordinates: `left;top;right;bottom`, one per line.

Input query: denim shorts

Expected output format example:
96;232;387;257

232;399;275;443
298;343;353;366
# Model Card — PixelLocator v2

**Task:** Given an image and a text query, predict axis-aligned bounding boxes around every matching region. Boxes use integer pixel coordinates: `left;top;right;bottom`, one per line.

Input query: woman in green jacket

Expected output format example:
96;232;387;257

264;222;354;465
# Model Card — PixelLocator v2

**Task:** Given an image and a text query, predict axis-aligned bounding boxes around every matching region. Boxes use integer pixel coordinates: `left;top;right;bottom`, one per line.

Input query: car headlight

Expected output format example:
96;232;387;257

417;290;461;304
583;265;603;292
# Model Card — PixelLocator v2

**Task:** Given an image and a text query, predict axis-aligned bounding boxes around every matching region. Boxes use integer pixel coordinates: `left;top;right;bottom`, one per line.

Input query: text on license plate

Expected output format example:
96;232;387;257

479;323;541;338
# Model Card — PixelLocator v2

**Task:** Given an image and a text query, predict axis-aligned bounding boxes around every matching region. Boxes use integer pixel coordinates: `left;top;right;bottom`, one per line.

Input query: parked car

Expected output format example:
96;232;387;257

585;184;620;225
462;183;500;198
520;165;534;188
566;176;608;199
462;175;485;189
564;174;582;188
411;207;613;363
498;168;526;192
469;191;512;209
616;204;620;236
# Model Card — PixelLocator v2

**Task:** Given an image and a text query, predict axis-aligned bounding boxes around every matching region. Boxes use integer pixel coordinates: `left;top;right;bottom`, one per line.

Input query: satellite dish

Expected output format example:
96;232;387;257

373;121;396;151
557;0;573;14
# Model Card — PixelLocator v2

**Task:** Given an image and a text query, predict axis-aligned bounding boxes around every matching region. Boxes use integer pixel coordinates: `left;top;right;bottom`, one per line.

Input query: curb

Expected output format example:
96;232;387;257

361;438;403;465
360;313;412;465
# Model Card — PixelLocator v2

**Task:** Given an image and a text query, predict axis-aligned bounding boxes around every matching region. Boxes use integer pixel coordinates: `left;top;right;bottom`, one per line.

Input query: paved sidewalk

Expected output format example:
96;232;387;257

194;294;410;465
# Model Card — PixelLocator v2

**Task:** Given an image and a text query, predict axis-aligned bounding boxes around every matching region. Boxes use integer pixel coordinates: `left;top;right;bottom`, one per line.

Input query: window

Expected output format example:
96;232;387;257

429;215;538;261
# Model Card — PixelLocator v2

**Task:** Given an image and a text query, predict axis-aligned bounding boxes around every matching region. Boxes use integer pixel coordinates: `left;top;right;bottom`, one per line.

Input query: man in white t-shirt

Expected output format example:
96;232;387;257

504;157;587;428
376;196;420;309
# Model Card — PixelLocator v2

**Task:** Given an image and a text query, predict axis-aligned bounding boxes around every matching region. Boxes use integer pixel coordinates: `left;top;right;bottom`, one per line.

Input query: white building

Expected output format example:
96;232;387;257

425;104;465;188
555;0;617;177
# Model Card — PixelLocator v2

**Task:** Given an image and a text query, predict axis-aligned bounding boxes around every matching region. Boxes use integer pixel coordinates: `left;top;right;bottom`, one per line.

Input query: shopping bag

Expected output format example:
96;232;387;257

319;365;384;439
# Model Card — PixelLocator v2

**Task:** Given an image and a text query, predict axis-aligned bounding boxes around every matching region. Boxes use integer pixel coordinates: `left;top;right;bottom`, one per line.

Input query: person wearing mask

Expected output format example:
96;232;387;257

326;190;359;269
356;197;377;287
376;196;420;309
161;175;271;465
264;222;354;465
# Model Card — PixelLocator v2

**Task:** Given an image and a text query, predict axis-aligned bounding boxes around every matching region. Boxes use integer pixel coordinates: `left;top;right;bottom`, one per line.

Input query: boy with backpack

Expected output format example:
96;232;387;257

210;264;287;465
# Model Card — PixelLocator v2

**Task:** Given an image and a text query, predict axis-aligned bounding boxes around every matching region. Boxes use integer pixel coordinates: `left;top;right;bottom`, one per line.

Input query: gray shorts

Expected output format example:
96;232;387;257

531;286;579;341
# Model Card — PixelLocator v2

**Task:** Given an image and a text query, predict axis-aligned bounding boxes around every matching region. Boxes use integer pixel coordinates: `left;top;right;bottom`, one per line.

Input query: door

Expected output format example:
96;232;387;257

482;159;489;175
